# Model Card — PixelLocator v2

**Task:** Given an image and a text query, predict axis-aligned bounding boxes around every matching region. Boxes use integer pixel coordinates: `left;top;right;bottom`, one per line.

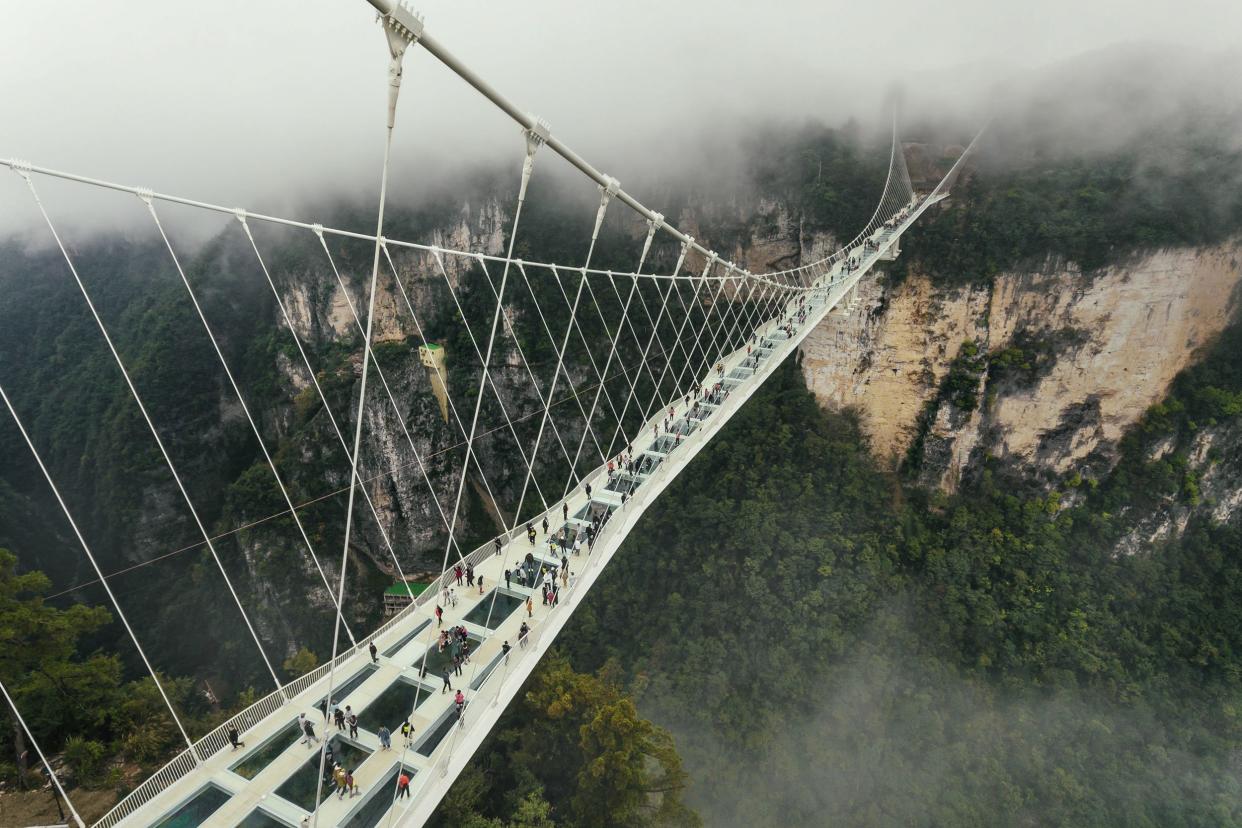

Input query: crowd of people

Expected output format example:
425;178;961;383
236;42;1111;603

210;208;927;820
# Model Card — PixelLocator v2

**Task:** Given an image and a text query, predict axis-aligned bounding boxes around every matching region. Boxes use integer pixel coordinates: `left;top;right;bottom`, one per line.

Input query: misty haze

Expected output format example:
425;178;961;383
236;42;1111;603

3;2;1242;827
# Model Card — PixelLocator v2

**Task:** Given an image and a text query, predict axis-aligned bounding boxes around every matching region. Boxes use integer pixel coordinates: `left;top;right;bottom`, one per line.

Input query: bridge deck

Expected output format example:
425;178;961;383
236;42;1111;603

105;197;940;828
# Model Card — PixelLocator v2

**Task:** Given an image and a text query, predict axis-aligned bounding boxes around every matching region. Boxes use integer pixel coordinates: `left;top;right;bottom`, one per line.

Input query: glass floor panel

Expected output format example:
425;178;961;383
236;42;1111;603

382;619;431;657
342;765;417;827
274;736;372;812
651;436;677;453
670;419;698;436
154;783;231;828
635;454;663;475
470;651;506;691
236;808;290;827
315;664;379;712
359;677;434;733
415;710;460;757
604;474;642;495
411;634;484;679
230;722;301;780
574;501;616;523
463;589;525;629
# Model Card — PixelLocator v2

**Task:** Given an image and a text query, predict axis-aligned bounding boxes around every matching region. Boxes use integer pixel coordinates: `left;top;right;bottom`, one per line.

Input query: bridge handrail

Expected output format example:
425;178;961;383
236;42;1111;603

91;470;621;827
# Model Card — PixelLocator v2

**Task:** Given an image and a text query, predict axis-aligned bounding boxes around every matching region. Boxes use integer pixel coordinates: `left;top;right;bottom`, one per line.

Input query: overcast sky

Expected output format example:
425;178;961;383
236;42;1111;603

2;0;1240;238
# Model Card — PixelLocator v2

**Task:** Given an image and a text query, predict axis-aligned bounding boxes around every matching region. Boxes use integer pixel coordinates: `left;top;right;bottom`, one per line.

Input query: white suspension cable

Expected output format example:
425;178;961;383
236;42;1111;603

0;675;86;828
10;167;287;697
505;266;591;532
566;214;667;477
600;248;689;460
312;228;458;609
0;383;198;760
144;199;358;647
512;260;610;473
405;245;551;512
636;258;718;429
312;11;419;820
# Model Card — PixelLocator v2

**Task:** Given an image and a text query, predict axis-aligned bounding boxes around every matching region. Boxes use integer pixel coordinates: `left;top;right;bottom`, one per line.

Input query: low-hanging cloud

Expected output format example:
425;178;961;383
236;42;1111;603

2;0;1241;242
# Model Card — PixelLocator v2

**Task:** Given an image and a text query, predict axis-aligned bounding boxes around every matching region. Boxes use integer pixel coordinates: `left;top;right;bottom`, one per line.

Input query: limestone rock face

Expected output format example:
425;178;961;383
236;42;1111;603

798;241;1242;488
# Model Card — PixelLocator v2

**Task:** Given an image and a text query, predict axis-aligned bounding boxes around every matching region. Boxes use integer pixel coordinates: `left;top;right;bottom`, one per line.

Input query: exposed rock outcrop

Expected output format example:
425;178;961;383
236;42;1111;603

799;241;1242;488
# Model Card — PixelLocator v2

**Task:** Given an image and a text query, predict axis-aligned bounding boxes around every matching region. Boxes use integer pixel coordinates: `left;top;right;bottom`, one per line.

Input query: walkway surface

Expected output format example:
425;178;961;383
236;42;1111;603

102;196;940;828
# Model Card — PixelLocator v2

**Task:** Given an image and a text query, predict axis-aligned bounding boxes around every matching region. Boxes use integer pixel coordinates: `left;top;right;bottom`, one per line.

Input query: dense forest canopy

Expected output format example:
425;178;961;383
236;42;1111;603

4;45;1242;826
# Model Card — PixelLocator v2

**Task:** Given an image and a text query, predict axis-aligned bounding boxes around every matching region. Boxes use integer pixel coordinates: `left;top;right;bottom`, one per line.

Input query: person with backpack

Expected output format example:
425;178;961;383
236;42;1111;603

299;713;319;746
502;640;511;664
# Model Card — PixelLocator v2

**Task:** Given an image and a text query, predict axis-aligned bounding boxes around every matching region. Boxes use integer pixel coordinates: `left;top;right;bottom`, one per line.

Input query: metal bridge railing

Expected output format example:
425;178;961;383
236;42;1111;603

93;190;947;828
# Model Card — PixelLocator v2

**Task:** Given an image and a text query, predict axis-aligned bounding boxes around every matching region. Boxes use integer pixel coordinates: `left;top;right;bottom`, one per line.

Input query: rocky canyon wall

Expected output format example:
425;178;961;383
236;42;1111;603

799;240;1242;489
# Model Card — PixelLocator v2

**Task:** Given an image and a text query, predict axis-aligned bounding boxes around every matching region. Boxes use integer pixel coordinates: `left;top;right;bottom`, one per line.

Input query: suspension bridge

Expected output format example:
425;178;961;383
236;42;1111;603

0;2;983;826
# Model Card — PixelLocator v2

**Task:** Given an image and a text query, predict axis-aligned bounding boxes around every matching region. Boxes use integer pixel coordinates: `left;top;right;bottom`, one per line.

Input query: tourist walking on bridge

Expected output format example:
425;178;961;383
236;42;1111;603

299;713;319;746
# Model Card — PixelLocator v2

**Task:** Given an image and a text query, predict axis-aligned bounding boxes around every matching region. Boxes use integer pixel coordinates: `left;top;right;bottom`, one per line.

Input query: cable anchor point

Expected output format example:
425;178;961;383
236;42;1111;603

379;3;424;129
9;159;33;185
523;117;550;158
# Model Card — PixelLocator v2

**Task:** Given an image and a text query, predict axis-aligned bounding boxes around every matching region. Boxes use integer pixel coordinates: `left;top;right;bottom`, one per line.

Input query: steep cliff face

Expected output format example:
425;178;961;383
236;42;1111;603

798;240;1242;488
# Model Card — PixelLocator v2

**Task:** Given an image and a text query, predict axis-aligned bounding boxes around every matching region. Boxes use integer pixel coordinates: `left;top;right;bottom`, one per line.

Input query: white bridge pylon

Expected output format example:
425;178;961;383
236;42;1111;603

0;2;986;826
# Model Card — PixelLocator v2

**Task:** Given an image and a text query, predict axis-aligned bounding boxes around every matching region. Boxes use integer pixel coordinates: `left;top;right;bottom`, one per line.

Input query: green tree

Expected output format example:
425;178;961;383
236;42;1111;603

0;548;118;787
282;646;319;679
